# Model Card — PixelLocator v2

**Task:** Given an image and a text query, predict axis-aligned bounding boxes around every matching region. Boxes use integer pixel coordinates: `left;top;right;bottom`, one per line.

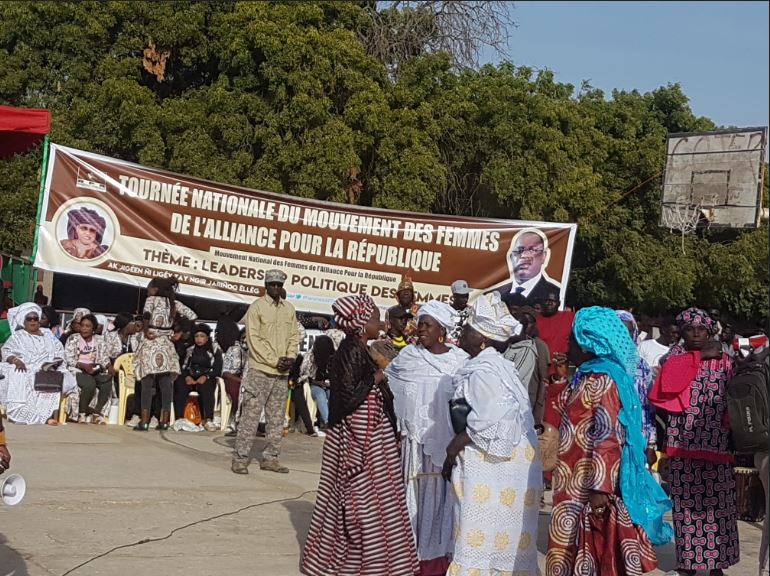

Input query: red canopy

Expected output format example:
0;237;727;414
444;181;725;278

0;104;51;158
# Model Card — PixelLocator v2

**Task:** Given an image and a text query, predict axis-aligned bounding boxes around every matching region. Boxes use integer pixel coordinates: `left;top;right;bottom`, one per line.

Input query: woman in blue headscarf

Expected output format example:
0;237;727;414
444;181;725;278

615;310;657;451
546;306;671;575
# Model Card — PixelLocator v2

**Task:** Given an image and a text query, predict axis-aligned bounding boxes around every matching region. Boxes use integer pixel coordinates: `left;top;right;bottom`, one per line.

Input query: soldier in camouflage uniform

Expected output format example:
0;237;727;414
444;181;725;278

231;270;299;474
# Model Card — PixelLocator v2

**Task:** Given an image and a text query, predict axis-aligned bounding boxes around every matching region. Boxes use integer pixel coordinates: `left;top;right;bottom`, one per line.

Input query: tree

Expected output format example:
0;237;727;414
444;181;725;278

0;1;766;322
361;1;514;71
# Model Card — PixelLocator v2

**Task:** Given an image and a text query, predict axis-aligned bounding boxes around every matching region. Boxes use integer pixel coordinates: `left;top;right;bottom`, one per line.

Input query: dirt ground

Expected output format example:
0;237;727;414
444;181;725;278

0;423;762;576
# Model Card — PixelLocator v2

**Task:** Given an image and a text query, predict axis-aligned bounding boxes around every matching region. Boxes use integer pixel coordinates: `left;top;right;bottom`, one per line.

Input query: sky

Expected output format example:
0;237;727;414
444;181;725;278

480;1;769;130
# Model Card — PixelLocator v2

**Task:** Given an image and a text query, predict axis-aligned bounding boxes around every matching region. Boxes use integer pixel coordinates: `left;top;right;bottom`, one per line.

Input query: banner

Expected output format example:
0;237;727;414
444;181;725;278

34;144;577;313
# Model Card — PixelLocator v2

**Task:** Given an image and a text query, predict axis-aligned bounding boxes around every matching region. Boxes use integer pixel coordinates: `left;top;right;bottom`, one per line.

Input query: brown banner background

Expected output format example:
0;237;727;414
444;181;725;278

35;144;577;313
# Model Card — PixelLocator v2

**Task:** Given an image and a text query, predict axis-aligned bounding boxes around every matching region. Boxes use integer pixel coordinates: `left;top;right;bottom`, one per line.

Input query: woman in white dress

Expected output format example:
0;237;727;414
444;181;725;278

443;292;542;576
0;303;77;425
385;300;468;576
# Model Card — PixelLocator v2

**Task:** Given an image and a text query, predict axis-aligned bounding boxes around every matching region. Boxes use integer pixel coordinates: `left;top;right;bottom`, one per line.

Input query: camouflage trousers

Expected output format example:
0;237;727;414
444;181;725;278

232;369;288;464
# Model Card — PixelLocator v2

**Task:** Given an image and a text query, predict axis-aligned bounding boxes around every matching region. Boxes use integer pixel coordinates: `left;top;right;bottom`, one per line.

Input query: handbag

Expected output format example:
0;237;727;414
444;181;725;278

34;370;64;393
189;366;208;380
539;423;559;472
449;398;472;434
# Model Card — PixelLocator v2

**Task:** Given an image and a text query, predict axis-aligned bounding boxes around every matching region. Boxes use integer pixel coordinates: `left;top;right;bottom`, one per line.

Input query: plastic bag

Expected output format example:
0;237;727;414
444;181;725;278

184;393;202;425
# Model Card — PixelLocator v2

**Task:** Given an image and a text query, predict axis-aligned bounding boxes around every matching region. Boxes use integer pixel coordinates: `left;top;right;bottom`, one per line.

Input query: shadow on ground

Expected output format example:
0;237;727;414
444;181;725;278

0;532;28;576
283;498;315;573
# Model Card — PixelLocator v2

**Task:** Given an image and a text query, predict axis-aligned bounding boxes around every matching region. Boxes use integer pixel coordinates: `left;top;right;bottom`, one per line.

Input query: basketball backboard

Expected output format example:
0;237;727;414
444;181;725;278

660;127;767;229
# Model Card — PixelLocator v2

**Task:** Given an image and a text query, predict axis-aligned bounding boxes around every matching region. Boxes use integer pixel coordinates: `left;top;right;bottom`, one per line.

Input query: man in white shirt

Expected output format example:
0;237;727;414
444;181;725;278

638;317;679;368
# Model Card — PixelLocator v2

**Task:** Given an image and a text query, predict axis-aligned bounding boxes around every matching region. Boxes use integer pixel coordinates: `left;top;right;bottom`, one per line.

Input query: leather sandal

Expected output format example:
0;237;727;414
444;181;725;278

133;409;151;431
156;410;170;431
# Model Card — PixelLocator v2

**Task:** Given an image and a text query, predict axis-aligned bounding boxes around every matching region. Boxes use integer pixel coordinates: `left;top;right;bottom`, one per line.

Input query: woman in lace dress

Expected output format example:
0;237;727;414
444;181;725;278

385;300;468;576
0;303;78;425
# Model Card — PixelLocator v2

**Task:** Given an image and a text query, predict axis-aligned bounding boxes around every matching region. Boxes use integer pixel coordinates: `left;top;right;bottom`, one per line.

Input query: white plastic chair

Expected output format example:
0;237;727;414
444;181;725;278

214;377;231;431
114;353;135;426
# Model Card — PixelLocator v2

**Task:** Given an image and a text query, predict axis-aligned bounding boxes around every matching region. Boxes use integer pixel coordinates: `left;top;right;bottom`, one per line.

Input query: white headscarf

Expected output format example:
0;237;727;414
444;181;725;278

416;300;456;332
325;328;346;350
96;314;109;330
72;308;91;322
8;302;42;330
467;291;521;342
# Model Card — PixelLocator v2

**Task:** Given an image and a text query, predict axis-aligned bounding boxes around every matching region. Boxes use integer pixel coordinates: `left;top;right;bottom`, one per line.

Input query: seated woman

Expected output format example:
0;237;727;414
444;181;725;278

103;312;139;361
65;313;114;424
217;318;245;433
299;335;336;429
60;307;90;345
174;324;222;431
40;306;63;340
0;303;77;425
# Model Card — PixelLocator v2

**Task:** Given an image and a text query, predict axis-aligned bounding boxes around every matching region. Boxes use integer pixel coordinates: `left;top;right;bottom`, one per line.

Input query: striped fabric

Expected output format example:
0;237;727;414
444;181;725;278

332;295;376;335
301;389;419;576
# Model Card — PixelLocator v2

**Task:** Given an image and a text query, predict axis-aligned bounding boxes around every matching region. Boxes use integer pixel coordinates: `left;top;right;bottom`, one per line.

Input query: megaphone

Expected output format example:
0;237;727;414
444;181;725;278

1;474;26;506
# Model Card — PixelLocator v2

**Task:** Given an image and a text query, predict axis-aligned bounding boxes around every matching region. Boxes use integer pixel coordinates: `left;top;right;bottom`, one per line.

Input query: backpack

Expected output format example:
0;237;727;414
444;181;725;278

726;349;769;453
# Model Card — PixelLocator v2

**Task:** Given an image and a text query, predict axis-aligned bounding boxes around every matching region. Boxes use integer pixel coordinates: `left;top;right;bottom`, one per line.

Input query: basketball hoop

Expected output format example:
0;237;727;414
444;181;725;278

661;202;704;254
659;128;767;231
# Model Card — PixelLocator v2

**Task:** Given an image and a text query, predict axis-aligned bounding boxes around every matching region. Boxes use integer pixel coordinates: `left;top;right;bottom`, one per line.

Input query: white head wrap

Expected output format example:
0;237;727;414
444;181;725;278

73;308;91;322
467;292;521;342
8;302;42;330
416;300;457;332
325;328;346;350
96;314;109;330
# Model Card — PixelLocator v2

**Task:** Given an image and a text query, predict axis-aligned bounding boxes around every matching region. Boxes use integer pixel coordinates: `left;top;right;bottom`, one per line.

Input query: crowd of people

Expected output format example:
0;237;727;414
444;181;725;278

0;269;768;576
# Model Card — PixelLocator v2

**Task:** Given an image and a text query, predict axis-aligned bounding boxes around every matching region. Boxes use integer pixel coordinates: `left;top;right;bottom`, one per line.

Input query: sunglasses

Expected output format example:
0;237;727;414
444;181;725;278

266;282;284;288
25;316;40;322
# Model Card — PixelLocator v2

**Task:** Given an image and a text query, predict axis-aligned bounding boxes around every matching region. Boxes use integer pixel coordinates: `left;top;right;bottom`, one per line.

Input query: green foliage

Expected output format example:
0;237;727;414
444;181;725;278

0;1;766;322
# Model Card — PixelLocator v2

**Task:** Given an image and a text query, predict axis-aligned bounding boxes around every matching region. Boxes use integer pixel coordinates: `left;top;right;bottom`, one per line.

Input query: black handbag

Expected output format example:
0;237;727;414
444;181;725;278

188;365;209;380
449;398;472;434
34;370;64;393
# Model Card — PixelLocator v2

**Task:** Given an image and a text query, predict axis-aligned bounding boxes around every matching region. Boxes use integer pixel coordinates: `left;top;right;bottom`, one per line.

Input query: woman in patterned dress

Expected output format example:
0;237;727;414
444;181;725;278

133;277;197;431
547;306;669;576
443;292;542;576
661;307;738;576
301;295;419;576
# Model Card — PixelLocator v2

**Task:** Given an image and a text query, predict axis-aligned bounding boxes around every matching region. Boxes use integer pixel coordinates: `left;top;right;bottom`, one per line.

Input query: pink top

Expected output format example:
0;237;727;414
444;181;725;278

78;336;96;366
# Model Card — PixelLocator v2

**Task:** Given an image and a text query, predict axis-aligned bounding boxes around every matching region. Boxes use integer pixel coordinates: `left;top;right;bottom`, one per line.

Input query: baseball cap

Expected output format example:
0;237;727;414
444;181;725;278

451;280;470;295
387;305;414;320
264;269;287;285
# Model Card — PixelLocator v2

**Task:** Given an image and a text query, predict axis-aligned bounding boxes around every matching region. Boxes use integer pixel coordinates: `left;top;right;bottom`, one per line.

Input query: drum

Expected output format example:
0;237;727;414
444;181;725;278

735;466;766;522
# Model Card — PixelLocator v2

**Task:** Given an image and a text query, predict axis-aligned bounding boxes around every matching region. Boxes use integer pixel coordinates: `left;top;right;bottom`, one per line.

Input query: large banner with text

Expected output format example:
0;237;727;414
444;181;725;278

35;144;577;313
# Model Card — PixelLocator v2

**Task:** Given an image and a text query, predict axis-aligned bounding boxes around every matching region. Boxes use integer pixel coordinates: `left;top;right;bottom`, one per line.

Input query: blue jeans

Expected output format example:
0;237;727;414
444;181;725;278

310;385;329;424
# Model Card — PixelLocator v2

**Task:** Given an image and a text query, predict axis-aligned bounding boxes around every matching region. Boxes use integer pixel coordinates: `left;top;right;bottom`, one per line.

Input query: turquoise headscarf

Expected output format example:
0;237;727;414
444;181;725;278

573;306;673;546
